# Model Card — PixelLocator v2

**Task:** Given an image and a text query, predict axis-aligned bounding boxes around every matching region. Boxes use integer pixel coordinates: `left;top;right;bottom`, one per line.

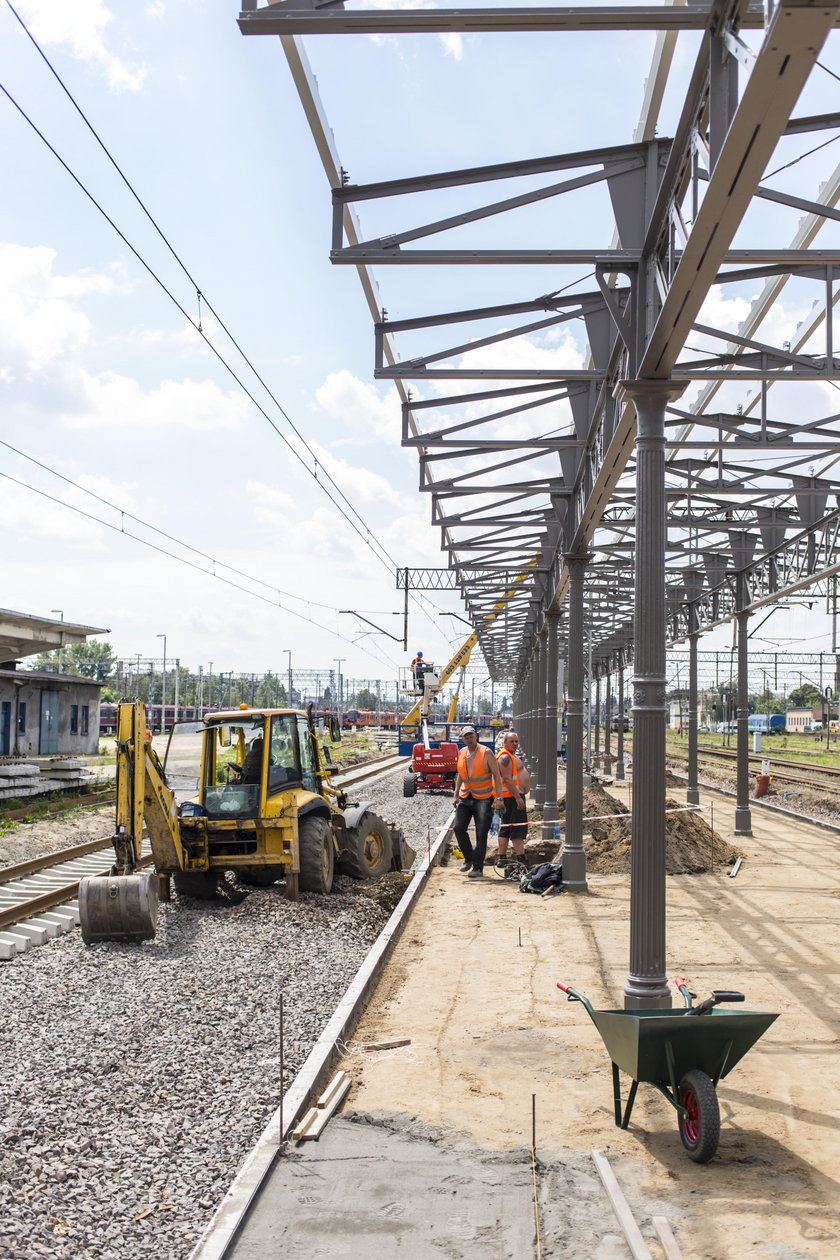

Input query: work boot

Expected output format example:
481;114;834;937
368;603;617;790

467;868;484;879
459;861;472;873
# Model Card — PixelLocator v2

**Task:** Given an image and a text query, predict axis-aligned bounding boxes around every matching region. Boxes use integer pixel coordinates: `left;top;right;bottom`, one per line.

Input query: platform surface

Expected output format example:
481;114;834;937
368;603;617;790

230;779;840;1260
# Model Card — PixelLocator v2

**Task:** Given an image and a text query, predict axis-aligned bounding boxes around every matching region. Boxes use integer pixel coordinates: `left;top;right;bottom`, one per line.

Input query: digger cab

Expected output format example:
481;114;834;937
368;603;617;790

166;709;323;819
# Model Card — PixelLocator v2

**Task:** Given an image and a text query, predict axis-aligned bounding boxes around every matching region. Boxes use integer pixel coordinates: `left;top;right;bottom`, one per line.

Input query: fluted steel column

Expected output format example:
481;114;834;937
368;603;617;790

615;665;626;780
735;609;753;835
533;628;547;807
687;633;700;806
603;671;612;774
618;378;687;1010
594;675;601;765
562;553;590;891
542;611;560;836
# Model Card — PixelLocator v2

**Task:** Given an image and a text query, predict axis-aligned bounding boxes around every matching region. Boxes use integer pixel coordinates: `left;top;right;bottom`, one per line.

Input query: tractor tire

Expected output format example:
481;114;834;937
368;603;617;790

339;813;393;881
299;815;335;894
403;773;418;797
238;866;283;887
678;1069;720;1163
173;870;218;900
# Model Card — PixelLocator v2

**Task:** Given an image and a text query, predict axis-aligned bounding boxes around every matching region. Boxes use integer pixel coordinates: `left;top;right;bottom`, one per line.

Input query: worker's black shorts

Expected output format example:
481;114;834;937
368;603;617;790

499;796;527;842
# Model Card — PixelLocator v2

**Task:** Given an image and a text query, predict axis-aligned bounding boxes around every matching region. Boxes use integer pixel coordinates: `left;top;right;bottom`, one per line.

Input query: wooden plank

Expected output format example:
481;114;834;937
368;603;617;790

591;1149;652;1260
653;1216;684;1260
359;1037;411;1051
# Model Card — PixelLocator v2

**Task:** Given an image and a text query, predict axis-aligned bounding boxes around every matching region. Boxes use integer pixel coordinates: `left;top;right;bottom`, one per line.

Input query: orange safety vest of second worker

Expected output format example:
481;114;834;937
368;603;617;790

499;748;520;798
456;744;494;799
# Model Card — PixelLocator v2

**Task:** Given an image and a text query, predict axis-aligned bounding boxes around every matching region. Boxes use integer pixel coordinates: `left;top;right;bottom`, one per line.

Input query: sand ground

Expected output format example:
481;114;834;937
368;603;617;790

330;776;840;1259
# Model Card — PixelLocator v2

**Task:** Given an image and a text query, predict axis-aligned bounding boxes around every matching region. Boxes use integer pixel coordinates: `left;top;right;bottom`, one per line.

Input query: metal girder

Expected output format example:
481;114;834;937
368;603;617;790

244;0;840;694
238;2;794;36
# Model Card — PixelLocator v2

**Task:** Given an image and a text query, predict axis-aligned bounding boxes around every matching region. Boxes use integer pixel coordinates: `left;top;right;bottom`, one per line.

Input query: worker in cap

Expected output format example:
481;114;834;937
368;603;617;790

452;726;504;879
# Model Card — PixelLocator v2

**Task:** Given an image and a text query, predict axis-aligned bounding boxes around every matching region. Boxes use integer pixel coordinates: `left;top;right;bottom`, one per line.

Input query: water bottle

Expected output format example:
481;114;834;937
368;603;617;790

490;810;500;838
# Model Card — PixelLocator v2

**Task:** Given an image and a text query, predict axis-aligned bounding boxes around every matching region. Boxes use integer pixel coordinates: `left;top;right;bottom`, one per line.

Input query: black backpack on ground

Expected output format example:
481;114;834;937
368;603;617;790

519;862;564;895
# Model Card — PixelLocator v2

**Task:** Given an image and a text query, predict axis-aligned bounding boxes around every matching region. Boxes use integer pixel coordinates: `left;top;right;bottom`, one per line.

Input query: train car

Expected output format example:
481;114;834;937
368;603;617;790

747;713;786;733
100;702;216;735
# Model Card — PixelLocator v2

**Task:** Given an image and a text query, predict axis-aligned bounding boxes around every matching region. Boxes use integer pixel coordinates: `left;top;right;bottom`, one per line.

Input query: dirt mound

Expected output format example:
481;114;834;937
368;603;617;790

556;784;739;875
354;870;412;913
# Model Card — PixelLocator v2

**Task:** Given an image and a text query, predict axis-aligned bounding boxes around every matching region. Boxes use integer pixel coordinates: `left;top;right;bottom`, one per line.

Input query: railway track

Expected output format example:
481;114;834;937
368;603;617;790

670;743;840;795
0;753;409;957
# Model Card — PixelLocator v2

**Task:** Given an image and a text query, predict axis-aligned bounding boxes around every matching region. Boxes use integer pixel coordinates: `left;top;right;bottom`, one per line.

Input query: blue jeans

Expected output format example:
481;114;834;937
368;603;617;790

454;795;493;871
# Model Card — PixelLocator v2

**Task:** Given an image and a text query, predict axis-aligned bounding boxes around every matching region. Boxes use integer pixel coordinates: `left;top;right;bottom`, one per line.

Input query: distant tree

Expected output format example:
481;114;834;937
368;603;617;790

786;685;822;709
354;688;379;710
35;640;115;682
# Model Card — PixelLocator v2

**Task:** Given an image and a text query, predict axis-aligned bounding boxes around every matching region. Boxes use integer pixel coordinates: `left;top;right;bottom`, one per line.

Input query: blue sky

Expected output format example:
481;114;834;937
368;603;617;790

2;1;840;687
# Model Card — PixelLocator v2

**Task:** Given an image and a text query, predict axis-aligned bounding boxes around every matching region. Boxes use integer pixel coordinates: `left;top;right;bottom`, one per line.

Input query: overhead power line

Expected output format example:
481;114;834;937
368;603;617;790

0;468;402;672
0;1;456;641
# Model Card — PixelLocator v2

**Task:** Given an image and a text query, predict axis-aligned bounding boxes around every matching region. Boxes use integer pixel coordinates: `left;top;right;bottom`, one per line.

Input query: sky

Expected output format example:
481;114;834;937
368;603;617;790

2;1;840;693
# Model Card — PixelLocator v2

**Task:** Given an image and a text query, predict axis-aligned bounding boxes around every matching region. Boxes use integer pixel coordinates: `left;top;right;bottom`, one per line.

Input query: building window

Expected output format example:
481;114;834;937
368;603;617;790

70;704;79;734
81;705;89;736
18;703;26;734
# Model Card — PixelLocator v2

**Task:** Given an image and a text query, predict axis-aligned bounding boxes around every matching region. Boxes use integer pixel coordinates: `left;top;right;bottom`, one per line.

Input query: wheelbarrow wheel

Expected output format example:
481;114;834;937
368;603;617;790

678;1069;720;1163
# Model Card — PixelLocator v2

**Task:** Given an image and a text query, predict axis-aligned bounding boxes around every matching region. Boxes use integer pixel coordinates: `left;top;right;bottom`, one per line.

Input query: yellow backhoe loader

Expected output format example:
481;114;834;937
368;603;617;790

78;700;412;944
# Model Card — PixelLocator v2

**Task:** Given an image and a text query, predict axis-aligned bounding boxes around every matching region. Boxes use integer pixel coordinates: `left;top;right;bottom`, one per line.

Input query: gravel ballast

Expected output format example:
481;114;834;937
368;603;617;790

0;771;453;1260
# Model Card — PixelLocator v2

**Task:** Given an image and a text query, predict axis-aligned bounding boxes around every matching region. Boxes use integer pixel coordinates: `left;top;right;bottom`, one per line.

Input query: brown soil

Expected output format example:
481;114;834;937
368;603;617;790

555;782;740;874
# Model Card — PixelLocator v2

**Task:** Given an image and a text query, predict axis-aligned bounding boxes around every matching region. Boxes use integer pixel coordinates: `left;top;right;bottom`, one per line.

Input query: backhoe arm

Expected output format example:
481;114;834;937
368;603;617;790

112;700;184;875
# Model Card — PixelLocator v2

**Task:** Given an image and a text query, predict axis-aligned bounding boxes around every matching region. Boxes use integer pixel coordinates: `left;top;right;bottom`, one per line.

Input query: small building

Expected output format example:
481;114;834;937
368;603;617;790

0;608;109;757
786;707;817;733
0;664;103;757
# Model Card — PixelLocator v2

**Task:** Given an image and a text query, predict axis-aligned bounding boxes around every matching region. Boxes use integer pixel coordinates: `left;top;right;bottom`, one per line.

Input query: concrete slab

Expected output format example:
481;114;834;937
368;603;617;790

230;1114;537;1260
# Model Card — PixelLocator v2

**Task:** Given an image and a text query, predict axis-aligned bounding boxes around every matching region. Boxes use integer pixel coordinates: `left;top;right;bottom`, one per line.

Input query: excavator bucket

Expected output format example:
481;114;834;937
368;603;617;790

78;872;159;944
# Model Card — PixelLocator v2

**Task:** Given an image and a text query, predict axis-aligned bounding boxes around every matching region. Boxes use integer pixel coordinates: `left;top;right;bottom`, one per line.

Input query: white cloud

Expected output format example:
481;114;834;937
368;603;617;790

439;33;463;61
0;244;94;372
246;480;295;524
16;0;147;92
314;369;403;446
0;475;105;548
61;371;250;431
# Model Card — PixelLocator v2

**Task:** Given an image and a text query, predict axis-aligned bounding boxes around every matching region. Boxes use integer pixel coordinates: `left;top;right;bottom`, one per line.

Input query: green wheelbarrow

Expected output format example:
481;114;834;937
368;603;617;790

557;978;779;1162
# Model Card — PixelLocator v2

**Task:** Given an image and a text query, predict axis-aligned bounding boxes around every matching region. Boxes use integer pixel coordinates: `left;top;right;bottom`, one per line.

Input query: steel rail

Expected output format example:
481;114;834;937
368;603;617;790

0;755;410;937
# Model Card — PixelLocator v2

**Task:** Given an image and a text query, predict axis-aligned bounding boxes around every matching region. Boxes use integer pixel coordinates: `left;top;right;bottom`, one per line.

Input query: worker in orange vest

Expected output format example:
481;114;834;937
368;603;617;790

410;651;424;692
496;730;529;867
451;726;504;878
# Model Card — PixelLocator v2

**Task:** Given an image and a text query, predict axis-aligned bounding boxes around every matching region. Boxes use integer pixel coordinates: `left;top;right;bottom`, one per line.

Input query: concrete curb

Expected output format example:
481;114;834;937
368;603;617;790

188;812;454;1260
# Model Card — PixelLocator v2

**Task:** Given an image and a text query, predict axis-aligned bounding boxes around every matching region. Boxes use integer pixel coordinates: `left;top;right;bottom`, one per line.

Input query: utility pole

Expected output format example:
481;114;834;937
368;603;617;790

157;634;167;732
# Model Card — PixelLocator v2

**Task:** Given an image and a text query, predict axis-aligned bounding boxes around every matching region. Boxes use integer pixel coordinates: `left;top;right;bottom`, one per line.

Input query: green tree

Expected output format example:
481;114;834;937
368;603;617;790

354;688;379;710
35;640;115;682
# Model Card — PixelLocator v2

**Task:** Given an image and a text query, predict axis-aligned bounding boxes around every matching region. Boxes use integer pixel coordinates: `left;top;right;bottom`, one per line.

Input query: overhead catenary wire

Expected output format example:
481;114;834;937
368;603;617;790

0;469;402;673
0;50;453;640
2;0;400;578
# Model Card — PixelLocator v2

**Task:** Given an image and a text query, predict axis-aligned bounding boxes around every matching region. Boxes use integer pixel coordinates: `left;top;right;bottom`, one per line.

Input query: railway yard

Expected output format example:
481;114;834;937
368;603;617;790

1;746;839;1260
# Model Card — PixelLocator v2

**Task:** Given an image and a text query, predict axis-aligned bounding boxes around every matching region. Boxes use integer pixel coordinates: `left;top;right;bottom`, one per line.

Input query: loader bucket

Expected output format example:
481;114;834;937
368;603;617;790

78;872;159;943
394;827;416;871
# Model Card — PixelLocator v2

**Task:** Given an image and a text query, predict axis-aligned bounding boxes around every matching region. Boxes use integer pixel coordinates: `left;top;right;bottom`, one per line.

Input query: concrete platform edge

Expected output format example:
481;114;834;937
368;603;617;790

187;812;455;1260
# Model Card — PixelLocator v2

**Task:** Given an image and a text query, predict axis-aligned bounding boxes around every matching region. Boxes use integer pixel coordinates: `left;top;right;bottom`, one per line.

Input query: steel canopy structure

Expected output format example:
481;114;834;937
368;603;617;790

239;0;840;1006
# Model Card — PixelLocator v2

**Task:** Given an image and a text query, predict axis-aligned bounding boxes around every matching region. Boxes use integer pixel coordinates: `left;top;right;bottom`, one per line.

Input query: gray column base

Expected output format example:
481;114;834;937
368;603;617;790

561;846;588;891
533;783;546;807
686;787;700;805
623;976;673;1010
602;754;611;775
541;801;558;841
734;805;753;836
614;759;625;781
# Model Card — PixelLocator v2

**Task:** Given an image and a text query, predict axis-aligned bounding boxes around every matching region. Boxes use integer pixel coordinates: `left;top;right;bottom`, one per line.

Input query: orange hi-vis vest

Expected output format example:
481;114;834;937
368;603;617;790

499;748;520;798
456;744;494;799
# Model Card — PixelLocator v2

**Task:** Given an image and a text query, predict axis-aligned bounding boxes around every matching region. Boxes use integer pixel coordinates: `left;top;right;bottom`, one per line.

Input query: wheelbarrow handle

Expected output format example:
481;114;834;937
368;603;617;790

556;982;595;1016
673;976;695;1009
